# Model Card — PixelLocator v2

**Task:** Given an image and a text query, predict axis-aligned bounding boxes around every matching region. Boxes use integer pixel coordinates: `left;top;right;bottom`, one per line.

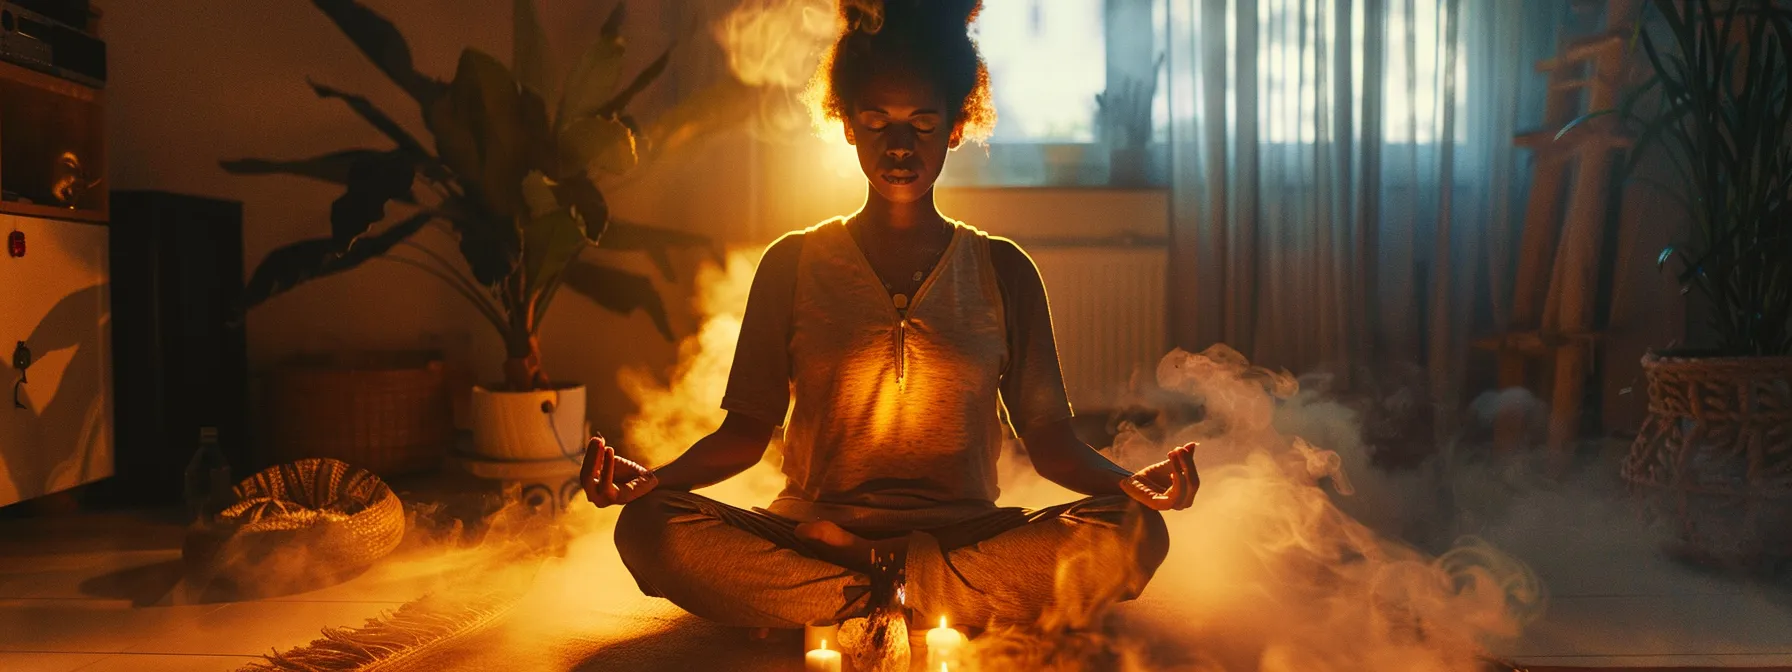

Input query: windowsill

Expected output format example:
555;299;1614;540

941;141;1171;189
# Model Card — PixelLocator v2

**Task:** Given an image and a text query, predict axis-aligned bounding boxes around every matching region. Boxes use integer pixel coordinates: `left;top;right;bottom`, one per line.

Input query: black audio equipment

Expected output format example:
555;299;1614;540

10;0;85;29
0;2;104;87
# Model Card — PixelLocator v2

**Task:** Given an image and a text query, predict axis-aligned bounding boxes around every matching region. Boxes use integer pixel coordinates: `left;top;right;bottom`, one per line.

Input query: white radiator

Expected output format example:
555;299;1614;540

1026;245;1168;412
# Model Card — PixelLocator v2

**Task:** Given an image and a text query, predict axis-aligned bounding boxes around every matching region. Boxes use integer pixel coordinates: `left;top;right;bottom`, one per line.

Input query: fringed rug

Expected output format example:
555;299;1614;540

244;589;520;672
241;588;795;672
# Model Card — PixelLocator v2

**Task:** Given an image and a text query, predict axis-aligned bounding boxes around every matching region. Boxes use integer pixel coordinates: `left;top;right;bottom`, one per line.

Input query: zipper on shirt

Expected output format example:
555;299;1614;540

895;313;908;391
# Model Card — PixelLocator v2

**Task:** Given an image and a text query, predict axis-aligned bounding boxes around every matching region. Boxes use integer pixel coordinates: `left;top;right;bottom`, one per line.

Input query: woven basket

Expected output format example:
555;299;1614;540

269;351;452;476
183;458;405;598
1623;352;1792;564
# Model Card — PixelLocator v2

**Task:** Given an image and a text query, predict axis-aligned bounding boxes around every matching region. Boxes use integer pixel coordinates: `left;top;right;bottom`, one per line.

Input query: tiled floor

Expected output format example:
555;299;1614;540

1480;484;1792;669
0;510;452;672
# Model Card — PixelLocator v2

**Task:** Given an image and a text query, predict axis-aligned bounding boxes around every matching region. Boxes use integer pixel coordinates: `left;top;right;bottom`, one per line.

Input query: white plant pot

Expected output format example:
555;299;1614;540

468;384;589;462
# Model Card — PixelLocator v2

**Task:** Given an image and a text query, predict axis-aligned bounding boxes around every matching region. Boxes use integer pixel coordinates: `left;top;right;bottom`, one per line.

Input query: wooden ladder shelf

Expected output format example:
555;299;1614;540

1476;2;1638;472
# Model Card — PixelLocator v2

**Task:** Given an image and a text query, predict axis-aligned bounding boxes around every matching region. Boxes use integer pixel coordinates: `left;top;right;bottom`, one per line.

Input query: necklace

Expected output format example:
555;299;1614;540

848;217;951;309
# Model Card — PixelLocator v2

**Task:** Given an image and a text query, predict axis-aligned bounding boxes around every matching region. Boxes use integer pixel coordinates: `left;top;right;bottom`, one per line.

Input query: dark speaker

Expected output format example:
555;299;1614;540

104;191;247;507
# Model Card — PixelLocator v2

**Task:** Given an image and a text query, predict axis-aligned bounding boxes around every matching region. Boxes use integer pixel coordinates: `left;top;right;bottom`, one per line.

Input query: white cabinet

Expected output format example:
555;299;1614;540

0;213;112;506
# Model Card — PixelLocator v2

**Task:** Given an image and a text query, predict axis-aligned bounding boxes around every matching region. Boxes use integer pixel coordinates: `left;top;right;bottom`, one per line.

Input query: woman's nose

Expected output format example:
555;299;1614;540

887;147;914;160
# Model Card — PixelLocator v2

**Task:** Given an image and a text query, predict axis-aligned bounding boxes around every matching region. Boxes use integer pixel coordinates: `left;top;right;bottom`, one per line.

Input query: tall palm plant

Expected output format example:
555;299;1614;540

224;0;714;390
1594;0;1792;355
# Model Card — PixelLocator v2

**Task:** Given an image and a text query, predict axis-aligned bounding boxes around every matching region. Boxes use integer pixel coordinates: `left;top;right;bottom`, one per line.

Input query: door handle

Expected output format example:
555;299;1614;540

12;341;30;409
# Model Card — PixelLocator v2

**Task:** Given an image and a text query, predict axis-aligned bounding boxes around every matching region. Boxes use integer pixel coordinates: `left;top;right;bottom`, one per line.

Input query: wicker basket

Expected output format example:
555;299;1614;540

269;351;452;476
1623;352;1792;565
183;458;405;598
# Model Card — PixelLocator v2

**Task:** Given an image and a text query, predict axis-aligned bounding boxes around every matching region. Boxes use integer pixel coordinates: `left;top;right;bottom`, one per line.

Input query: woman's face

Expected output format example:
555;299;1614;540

845;66;954;204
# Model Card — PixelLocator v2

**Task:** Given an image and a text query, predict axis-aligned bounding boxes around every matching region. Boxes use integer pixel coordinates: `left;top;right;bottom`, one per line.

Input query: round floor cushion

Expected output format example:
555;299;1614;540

183;458;405;598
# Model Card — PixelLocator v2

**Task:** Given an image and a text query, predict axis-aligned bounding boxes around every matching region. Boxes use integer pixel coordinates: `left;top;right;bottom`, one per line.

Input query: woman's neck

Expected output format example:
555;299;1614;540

854;184;947;237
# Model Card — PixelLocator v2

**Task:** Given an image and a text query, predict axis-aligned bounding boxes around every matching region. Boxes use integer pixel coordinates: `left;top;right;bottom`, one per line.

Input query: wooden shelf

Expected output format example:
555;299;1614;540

0;56;107;224
0;60;99;102
0;200;107;223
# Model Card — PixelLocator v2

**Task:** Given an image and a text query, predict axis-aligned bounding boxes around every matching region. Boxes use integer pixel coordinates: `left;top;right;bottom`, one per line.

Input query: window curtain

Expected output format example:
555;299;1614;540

1164;0;1567;404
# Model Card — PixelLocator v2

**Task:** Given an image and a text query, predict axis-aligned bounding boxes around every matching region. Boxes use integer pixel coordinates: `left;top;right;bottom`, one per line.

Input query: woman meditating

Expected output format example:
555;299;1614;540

580;0;1196;634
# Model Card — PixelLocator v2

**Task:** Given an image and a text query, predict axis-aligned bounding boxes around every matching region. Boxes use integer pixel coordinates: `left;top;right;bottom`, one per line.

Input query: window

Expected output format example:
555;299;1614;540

949;0;1165;187
954;0;1471;187
978;0;1108;142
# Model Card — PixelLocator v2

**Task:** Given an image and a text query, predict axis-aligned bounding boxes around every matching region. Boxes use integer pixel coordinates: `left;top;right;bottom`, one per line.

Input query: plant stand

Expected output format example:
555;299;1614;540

1623;353;1792;566
444;446;586;518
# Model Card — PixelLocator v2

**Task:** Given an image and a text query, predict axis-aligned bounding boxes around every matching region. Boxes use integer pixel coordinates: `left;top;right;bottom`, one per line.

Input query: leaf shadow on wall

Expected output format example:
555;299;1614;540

6;283;108;500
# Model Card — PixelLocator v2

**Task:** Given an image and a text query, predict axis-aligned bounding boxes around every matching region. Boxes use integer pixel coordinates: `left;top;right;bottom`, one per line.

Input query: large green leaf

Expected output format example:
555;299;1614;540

523;209;587;302
551;174;609;242
512;0;553;96
561;258;674;340
425;68;519;287
443;208;521;287
557;115;636;177
244;210;435;308
520;171;560;219
431;49;530;221
556;3;627;130
520;87;557;178
329;151;418;245
310;0;447;108
219;149;417;204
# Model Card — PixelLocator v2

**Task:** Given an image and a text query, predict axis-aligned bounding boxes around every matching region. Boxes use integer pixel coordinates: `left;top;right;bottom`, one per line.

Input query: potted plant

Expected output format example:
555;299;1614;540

1094;55;1162;187
224;0;714;463
1586;0;1792;563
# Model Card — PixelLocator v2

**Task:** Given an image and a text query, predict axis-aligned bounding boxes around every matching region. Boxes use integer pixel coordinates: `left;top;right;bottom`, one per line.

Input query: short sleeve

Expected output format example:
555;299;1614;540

989;237;1074;436
720;232;805;427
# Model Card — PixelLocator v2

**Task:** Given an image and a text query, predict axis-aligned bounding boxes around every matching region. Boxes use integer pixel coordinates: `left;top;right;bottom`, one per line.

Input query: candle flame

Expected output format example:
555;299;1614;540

939;615;948;629
820;639;828;651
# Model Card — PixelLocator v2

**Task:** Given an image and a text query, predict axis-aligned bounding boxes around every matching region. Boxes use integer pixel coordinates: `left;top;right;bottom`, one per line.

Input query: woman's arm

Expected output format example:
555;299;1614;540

651;412;778;492
1021;417;1133;496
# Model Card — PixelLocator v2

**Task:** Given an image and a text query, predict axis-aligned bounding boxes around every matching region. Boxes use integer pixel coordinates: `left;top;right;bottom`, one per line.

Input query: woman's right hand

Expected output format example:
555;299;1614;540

579;436;659;508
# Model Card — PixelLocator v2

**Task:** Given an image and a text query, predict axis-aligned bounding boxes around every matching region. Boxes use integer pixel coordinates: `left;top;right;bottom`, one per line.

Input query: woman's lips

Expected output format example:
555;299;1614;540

882;172;918;185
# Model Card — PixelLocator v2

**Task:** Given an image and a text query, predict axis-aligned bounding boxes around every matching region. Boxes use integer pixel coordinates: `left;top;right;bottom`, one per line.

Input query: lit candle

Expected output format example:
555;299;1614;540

805;638;842;672
925;615;966;669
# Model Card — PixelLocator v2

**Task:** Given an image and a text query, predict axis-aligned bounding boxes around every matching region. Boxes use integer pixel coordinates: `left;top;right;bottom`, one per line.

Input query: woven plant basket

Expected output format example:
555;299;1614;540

1623;352;1792;565
270;351;452;476
184;458;405;599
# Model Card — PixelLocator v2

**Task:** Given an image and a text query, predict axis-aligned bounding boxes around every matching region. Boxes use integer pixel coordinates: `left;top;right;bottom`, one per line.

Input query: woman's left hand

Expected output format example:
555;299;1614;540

1120;443;1199;511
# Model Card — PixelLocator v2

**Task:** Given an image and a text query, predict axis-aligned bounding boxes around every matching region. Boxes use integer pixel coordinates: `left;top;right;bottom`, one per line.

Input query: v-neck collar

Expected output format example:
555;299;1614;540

838;217;963;320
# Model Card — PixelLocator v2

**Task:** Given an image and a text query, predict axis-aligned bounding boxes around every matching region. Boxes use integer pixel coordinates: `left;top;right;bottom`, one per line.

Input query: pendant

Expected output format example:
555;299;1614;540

892;294;909;310
911;271;924;282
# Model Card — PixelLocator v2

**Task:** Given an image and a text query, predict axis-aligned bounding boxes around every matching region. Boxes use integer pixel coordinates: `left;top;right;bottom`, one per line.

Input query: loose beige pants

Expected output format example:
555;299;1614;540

614;490;1169;629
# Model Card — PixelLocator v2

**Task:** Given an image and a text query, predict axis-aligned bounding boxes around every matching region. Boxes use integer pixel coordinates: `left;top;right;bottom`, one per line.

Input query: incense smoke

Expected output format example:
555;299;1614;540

975;346;1547;671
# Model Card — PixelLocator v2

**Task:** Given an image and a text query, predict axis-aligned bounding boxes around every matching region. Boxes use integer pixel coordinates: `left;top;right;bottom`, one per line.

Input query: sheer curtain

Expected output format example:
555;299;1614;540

1164;0;1563;403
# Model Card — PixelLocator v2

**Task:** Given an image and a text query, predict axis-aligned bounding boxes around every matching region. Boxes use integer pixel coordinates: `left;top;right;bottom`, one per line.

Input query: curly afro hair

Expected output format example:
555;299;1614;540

805;0;995;147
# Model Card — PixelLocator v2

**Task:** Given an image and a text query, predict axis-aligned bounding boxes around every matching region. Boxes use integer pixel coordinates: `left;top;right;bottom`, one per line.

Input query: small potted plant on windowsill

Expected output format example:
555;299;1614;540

225;0;717;464
1095;54;1162;188
1572;0;1792;565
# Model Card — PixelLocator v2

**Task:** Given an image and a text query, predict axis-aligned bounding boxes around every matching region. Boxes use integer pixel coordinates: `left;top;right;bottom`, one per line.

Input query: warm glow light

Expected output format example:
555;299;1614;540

925;616;967;670
806;637;843;672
